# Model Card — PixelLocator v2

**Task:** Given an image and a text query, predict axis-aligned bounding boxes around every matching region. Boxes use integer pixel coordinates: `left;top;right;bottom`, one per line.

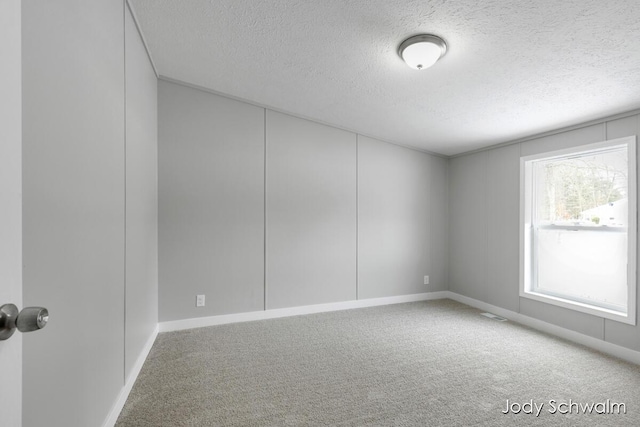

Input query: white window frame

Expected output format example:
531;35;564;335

519;136;637;325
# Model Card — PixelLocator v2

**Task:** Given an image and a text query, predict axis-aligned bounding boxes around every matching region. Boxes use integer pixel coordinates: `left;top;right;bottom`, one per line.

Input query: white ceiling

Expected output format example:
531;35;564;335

130;0;640;156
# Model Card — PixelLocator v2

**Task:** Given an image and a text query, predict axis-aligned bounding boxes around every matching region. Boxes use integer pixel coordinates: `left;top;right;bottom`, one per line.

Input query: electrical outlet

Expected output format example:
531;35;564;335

196;294;205;307
424;275;430;285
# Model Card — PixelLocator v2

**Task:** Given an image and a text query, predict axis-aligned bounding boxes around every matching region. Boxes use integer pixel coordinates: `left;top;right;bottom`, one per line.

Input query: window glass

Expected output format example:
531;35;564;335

521;137;636;324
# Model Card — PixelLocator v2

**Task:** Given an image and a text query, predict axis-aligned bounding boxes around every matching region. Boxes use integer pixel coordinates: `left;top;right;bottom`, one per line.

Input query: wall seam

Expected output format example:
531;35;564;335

486;151;491;304
518;142;522;315
355;134;359;300
484;152;489;304
428;154;432;291
122;0;128;385
445;157;450;291
447;160;452;292
264;108;268;311
602;119;609;343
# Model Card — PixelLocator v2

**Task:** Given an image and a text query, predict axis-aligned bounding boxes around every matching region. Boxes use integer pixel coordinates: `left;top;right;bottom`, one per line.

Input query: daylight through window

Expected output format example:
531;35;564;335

520;137;637;324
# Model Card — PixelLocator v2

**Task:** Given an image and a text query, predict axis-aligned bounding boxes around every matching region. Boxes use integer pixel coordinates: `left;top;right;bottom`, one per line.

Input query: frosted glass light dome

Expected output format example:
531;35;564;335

398;34;447;70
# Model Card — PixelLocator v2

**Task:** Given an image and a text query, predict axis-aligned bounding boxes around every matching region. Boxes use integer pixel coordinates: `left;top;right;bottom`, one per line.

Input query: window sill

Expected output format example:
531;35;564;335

519;290;636;326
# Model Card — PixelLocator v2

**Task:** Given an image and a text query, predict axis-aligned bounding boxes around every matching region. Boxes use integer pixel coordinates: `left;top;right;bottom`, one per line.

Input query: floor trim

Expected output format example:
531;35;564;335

445;291;640;365
103;325;159;427
159;292;449;332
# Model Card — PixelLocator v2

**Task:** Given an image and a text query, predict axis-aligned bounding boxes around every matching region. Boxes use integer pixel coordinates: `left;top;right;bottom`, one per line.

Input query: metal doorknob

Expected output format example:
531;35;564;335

0;304;49;341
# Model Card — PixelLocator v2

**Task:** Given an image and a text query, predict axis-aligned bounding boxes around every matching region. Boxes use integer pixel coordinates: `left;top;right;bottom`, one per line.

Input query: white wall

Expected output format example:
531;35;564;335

449;151;488;302
448;113;640;351
22;1;158;426
22;1;126;425
158;81;265;321
158;80;447;321
358;136;433;298
430;156;449;292
266;111;357;308
125;4;158;382
0;0;22;425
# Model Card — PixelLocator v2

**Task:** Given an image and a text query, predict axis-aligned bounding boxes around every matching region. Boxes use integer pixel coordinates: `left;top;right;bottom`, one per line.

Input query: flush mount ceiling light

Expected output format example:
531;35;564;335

398;34;447;70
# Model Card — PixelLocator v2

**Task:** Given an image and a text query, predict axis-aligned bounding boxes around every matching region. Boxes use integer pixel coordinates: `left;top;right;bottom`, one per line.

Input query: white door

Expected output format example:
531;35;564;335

0;0;23;425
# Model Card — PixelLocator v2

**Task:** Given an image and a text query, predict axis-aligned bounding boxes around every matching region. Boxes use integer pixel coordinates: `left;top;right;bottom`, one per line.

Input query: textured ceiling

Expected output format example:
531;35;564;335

130;0;640;156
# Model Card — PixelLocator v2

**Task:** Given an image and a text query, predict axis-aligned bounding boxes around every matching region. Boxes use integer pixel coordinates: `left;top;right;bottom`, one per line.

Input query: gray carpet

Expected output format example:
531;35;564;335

116;300;640;426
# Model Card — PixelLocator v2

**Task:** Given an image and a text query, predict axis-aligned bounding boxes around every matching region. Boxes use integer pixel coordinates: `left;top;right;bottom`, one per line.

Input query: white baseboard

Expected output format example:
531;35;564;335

103;325;159;427
445;291;640;366
159;291;449;332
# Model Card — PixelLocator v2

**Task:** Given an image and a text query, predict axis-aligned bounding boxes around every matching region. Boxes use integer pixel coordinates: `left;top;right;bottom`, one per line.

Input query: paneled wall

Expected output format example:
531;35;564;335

22;1;126;425
448;113;640;352
449;151;488;302
429;156;450;293
125;7;159;381
22;2;158;426
158;81;265;321
358;136;432;299
266;111;357;309
158;80;448;321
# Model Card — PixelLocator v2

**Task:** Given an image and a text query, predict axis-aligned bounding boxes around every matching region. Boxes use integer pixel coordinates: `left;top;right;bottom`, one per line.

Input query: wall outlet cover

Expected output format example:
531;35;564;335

424;276;430;285
196;294;206;307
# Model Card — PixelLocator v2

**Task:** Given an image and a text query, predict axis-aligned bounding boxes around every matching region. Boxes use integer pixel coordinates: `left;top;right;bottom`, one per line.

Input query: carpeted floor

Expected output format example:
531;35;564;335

116;299;640;426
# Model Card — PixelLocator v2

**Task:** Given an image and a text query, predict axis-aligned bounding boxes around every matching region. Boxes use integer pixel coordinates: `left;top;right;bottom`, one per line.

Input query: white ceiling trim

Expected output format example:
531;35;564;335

449;108;640;158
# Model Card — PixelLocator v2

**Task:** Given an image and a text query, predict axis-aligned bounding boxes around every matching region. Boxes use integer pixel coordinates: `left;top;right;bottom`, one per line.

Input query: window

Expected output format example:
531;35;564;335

520;136;637;324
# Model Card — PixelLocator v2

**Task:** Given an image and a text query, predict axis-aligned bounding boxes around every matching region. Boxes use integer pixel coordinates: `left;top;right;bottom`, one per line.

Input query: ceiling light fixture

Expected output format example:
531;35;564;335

398;34;447;70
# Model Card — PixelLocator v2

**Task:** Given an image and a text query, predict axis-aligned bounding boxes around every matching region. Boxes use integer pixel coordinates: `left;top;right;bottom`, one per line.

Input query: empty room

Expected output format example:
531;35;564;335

3;0;640;426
